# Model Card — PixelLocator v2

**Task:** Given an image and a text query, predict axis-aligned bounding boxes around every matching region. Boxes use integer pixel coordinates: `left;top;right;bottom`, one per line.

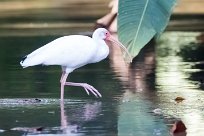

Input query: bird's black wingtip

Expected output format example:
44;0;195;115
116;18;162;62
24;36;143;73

21;55;27;63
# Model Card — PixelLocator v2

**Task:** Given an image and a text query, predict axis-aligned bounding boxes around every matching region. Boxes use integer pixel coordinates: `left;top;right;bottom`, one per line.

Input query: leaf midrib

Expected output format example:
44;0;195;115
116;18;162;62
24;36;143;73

132;0;149;47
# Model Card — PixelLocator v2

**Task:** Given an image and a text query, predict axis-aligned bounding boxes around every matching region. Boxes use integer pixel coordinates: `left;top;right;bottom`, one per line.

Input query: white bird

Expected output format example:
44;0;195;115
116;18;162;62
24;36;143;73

20;28;131;101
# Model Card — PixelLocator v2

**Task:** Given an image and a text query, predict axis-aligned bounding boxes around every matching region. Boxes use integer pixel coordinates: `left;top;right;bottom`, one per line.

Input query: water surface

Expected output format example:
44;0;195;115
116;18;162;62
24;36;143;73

0;29;204;136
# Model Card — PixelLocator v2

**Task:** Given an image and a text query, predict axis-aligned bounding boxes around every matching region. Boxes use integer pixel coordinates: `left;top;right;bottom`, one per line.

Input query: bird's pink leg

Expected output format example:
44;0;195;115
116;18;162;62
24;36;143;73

60;73;68;101
60;71;65;83
60;73;102;99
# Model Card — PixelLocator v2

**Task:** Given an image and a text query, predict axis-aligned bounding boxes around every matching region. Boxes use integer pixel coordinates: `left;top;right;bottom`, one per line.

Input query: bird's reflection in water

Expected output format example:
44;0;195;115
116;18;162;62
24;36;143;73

22;101;102;135
60;101;77;134
60;101;101;135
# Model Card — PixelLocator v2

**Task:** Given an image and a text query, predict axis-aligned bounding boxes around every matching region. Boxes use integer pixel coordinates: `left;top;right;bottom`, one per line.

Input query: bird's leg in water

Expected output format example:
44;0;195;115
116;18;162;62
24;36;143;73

60;73;102;99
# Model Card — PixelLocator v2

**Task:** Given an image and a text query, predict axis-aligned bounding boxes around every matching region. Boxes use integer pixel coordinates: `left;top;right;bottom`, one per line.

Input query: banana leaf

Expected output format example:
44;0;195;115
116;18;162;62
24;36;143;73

118;0;177;59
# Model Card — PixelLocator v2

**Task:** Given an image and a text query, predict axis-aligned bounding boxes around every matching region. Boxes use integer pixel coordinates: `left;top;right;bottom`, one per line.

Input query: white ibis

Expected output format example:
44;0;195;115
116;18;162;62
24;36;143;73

20;28;131;101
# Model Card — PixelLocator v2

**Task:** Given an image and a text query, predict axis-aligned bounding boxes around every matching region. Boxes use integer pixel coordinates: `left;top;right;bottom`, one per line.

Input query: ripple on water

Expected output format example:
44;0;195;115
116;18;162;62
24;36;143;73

0;98;85;108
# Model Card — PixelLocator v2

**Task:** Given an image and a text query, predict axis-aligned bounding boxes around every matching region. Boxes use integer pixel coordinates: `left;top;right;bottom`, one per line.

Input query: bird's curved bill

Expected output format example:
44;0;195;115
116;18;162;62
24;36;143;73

106;35;132;63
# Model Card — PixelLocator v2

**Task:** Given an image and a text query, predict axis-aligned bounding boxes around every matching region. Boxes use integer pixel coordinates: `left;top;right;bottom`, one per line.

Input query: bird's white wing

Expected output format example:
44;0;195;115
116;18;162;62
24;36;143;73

21;35;97;68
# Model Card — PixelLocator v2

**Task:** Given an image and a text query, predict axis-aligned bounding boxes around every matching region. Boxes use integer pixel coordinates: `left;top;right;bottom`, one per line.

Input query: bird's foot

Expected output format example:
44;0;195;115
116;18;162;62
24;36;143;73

82;83;102;98
64;82;102;98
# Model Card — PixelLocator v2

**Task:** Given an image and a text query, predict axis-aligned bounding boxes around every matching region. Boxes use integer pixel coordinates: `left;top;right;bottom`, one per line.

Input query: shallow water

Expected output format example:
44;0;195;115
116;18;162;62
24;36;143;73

0;29;204;136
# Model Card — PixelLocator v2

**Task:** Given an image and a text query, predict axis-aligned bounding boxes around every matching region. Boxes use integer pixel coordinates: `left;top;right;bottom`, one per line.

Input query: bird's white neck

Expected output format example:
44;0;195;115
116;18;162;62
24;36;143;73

91;37;109;63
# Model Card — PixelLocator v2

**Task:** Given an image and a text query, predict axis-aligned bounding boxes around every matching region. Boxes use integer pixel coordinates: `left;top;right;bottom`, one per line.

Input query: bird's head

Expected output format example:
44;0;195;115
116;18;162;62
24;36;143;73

92;28;110;40
92;28;132;62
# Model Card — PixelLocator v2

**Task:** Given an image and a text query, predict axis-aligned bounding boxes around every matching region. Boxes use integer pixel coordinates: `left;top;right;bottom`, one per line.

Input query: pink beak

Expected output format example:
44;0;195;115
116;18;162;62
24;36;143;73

106;35;132;62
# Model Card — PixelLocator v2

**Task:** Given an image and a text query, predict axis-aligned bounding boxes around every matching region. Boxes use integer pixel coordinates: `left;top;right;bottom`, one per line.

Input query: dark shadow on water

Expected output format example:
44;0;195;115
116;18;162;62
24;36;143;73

175;34;204;90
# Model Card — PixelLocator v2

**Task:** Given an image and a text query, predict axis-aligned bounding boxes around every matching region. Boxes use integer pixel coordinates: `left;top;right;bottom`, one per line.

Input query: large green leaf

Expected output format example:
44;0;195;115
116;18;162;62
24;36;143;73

118;0;177;59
